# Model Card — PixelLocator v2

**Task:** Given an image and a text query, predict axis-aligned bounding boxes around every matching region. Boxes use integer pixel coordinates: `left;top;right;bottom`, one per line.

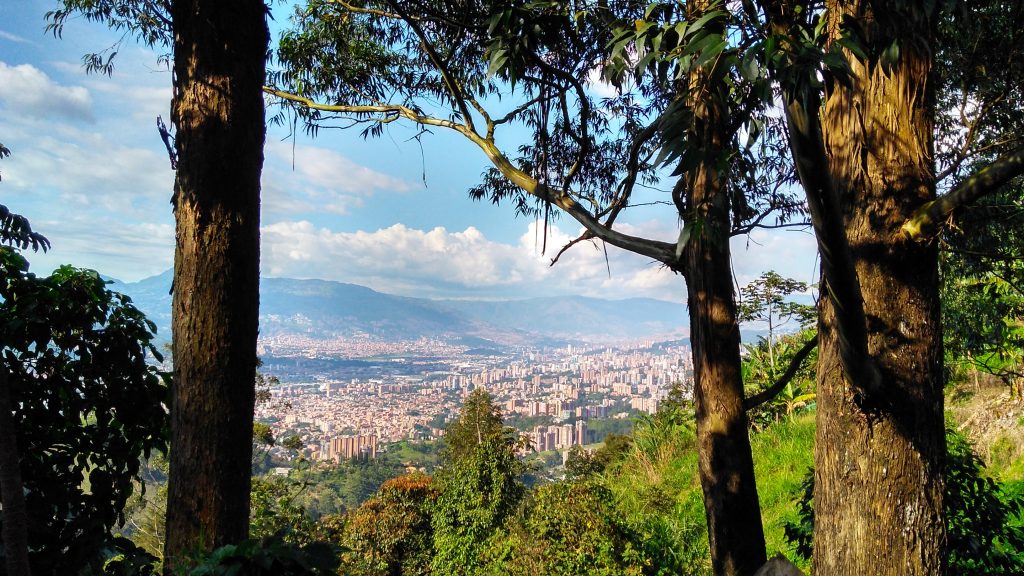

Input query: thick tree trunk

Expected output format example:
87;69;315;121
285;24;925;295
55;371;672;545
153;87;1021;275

813;3;945;574
0;363;32;576
163;0;267;569
681;11;767;564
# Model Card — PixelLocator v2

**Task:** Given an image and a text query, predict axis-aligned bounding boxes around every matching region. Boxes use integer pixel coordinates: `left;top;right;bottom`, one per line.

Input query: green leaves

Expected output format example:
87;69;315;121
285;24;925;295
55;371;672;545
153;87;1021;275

607;4;730;88
0;246;168;573
786;430;1024;574
432;390;526;576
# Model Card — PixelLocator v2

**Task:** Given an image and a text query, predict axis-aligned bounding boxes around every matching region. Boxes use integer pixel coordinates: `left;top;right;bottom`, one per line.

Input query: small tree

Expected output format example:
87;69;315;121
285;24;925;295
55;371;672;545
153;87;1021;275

431;390;525;576
338;473;438;576
737;271;813;376
0;205;168;574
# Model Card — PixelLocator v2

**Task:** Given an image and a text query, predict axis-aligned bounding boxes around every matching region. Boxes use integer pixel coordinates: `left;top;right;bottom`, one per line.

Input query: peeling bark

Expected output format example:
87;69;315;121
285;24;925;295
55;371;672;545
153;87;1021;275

812;3;946;573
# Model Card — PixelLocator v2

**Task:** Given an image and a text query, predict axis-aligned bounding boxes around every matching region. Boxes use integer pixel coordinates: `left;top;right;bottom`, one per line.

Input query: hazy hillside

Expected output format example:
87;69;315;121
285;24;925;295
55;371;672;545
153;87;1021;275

109;271;689;345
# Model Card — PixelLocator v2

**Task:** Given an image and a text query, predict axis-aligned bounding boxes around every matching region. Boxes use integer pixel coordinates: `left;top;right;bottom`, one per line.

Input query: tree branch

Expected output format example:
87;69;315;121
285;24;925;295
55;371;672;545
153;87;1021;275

763;2;881;399
385;0;484;132
266;86;681;268
744;334;818;411
549;230;595;266
902;143;1024;240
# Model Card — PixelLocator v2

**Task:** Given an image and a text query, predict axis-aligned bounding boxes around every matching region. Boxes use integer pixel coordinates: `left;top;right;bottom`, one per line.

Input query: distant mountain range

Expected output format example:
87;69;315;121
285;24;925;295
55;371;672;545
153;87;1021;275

109;270;690;346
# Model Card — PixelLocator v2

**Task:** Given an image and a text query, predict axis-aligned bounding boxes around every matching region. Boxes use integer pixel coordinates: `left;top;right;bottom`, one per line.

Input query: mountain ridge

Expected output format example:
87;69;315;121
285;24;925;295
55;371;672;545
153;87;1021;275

110;270;690;346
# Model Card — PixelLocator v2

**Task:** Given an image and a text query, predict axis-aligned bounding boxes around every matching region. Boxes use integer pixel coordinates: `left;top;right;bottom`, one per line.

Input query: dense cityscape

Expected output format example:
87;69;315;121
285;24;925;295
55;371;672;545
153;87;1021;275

255;336;694;462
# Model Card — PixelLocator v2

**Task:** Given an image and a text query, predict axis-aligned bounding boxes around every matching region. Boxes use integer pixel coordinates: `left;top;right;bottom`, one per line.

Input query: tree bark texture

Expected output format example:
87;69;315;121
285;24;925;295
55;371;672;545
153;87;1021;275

163;0;267;568
0;363;32;576
684;193;767;576
682;8;767;566
814;2;945;574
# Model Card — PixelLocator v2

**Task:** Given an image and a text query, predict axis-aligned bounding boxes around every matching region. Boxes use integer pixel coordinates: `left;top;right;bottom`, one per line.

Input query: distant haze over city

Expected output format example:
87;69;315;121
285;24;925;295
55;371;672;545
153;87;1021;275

110;269;691;346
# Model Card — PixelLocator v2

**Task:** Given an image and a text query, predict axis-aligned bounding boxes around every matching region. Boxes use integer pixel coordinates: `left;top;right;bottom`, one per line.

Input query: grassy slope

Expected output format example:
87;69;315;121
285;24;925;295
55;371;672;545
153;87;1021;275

749;413;816;562
601;413;816;574
624;389;1024;572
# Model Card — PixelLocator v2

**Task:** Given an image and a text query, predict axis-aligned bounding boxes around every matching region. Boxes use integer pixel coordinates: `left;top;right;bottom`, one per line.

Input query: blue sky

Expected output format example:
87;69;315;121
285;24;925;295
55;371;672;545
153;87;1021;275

1;1;818;303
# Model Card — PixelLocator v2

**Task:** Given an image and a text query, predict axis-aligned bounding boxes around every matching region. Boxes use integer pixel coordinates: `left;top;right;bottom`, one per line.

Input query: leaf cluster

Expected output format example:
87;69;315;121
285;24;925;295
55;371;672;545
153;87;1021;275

185;533;339;576
1;145;51;252
337;473;437;576
46;1;172;74
482;480;649;576
0;252;169;573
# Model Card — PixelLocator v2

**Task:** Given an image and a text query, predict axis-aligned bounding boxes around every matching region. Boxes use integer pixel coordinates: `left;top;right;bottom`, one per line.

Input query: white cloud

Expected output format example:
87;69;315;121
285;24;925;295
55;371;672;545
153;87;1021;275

0;61;93;122
0;128;172;216
27;218;174;281
268;140;412;194
261;220;682;301
262;140;415;218
0;30;31;44
88;79;171;125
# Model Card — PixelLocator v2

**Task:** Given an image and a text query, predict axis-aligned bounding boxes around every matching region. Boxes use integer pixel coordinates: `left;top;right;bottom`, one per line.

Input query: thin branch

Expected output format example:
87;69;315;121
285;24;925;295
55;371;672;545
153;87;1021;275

385;0;483;132
903;143;1024;240
327;0;408;20
743;335;817;411
935;92;1006;182
266;86;680;267
549;231;595;266
730;201;807;236
601;121;659;227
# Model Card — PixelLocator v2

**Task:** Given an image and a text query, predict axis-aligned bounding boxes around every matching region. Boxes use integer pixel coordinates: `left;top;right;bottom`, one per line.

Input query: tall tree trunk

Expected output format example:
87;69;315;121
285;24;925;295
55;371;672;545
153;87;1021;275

684;189;767;576
681;4;767;569
0;363;32;576
163;0;267;569
813;2;945;574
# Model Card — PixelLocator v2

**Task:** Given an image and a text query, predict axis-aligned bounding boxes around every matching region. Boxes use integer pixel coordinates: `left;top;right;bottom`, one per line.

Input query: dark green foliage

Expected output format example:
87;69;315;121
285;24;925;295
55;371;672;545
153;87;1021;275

0;205;49;253
504;413;554;433
945;431;1024;574
783;430;1024;574
1;148;50;252
249;475;321;546
432;433;526;575
431;390;526;576
564;445;604;480
186;534;339;576
482;480;648;576
338;473;437;576
584;417;634;441
935;0;1024;394
0;249;168;574
781;471;814;562
92;538;161;576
